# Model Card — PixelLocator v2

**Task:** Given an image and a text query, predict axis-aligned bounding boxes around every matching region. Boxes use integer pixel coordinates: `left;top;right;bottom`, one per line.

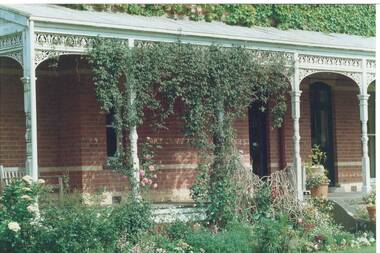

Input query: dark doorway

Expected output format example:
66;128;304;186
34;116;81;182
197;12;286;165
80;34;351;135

309;82;335;185
248;102;268;177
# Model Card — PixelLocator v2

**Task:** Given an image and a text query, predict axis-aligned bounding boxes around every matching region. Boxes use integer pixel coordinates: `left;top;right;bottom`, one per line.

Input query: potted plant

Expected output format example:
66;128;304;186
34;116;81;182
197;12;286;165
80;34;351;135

306;145;330;198
363;190;376;222
309;145;327;175
306;174;330;198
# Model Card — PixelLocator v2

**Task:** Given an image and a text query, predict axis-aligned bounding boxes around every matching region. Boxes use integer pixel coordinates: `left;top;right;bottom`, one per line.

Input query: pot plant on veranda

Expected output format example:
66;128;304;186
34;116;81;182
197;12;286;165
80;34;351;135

306;145;330;198
363;190;376;222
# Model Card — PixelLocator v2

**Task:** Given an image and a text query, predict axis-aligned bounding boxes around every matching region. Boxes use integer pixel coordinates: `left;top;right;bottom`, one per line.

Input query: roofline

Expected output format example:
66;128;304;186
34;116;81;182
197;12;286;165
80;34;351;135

29;16;376;53
0;5;375;53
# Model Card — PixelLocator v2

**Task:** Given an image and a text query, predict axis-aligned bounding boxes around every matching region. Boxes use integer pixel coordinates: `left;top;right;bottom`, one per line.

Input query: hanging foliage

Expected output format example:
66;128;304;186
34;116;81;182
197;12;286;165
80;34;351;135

87;38;292;217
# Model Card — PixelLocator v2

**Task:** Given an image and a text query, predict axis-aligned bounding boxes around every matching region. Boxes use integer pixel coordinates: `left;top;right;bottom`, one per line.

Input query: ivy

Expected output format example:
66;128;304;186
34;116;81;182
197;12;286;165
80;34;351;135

64;4;375;36
87;39;291;221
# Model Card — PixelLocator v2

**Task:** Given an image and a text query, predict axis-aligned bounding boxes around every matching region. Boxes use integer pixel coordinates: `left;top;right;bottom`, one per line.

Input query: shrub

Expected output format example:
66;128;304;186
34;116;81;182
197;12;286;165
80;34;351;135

111;197;153;245
37;203;117;253
252;212;304;253
0;176;45;253
165;220;194;241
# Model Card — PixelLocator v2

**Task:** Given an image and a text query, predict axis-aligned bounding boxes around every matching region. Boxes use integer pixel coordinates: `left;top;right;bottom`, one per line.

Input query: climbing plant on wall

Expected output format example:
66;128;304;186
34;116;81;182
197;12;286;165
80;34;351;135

87;39;291;220
64;4;375;36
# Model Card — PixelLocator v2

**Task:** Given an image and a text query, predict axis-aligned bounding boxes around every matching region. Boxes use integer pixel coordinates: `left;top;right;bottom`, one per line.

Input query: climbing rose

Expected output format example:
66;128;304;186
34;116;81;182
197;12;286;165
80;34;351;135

148;165;155;172
139;170;145;177
22;175;33;185
21;195;33;201
8;222;21;232
142;177;149;184
153;183;158;189
27;203;39;213
37;179;45;184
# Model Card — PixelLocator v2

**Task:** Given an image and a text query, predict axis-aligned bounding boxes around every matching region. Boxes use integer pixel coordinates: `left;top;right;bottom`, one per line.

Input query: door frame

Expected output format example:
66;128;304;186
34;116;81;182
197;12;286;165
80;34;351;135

309;82;336;185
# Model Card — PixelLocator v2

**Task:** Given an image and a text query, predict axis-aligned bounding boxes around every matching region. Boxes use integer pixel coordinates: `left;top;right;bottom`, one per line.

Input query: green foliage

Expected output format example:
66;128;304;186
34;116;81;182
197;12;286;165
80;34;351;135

0;177;47;253
111;197;153;245
63;4;375;36
37;204;117;253
88;39;291;224
185;224;256;253
164;220;194;241
253;213;304;253
308;197;334;216
310;145;327;166
362;190;376;205
306;174;330;189
0;178;154;253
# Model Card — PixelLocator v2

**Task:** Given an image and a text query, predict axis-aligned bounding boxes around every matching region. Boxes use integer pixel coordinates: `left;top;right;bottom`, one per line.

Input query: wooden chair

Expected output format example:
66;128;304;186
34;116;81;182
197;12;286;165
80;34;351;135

0;165;26;187
0;165;64;202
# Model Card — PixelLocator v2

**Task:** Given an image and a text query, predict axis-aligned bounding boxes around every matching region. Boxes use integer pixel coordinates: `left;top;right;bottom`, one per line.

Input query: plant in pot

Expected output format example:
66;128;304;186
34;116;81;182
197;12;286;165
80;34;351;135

363;190;376;222
306;145;330;198
306;174;330;198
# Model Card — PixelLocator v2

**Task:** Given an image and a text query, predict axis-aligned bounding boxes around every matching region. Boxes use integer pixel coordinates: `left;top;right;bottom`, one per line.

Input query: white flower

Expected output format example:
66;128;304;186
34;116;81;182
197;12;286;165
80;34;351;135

22;187;32;192
8;222;21;232
27;203;39;213
22;175;33;185
21;195;33;201
369;238;375;243
37;179;45;184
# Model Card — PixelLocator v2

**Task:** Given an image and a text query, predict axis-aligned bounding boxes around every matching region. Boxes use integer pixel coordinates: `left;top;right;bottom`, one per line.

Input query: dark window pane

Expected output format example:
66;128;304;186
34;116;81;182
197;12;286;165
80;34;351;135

106;113;113;125
107;127;117;156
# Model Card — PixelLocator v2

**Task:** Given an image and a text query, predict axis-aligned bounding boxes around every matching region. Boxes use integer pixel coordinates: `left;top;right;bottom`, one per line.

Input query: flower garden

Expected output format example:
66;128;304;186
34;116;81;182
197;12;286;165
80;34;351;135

0;170;376;253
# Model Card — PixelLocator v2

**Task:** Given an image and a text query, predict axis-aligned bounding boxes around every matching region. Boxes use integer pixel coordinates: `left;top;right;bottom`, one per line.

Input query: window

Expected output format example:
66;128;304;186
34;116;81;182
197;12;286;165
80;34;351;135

106;112;117;157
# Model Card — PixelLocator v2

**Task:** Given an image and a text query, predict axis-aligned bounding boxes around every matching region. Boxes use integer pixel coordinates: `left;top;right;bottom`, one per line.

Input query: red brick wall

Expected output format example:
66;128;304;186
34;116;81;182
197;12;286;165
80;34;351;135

333;83;362;183
0;58;25;167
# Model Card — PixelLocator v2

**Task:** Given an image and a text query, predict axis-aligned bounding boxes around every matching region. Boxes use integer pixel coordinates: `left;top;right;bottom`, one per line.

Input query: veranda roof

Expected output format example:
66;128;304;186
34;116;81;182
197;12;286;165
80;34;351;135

0;4;375;53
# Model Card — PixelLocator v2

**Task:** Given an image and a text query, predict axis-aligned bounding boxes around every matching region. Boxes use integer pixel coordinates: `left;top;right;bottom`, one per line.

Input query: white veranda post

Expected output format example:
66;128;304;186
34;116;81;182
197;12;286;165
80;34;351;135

291;53;303;201
358;58;371;193
21;20;38;182
127;38;141;199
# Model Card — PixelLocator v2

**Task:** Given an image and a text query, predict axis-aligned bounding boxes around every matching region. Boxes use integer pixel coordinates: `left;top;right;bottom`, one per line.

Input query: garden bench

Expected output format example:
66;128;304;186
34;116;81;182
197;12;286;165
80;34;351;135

0;165;64;202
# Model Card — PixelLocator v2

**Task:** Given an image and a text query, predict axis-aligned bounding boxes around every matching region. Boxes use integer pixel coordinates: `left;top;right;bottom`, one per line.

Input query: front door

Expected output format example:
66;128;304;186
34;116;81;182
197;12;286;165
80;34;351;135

310;83;335;185
248;102;268;177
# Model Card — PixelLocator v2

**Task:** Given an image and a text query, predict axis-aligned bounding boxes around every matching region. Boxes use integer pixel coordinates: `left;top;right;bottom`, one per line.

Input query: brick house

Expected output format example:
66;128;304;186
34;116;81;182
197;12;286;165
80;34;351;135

0;5;376;203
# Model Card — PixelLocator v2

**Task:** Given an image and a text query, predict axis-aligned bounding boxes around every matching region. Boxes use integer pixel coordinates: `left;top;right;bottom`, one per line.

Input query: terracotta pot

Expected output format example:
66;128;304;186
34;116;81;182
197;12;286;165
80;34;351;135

367;205;376;222
310;183;329;198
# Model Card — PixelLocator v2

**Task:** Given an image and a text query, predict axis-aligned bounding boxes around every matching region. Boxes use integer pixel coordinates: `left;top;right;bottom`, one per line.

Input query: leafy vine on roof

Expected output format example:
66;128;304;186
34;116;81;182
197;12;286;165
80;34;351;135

63;4;375;37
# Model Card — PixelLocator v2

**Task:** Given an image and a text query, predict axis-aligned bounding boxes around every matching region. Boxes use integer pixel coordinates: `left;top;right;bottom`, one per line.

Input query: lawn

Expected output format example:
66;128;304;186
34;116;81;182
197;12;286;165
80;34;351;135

321;245;376;253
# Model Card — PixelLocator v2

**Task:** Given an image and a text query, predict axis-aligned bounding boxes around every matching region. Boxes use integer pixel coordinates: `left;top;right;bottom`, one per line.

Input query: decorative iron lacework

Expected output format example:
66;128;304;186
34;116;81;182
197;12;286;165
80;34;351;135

366;60;375;71
0;33;23;66
298;54;362;70
0;32;22;50
0;50;23;66
35;33;94;50
367;72;375;86
34;33;129;66
299;68;361;86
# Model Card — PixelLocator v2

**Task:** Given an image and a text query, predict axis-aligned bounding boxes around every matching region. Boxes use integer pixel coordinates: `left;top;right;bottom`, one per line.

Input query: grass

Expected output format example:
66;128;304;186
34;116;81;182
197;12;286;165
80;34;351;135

320;245;376;253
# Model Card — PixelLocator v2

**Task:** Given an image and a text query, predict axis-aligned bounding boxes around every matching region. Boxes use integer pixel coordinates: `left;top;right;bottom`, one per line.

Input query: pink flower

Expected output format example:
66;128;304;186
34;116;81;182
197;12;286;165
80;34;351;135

148;165;155;172
139;170;145;177
142;177;149;184
153;183;158;189
148;179;152;185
